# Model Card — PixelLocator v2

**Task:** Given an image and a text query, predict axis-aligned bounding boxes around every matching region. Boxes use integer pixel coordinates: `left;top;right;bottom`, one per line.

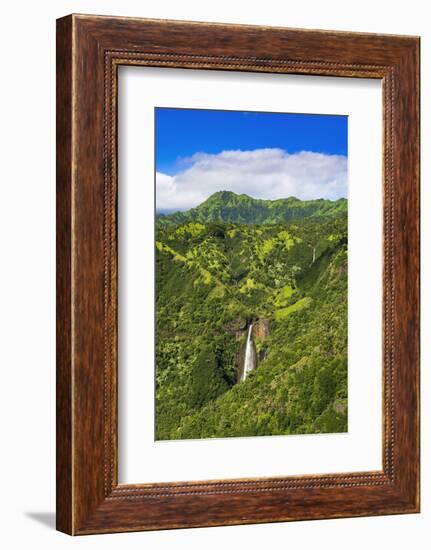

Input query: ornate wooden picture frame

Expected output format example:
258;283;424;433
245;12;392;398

56;14;420;535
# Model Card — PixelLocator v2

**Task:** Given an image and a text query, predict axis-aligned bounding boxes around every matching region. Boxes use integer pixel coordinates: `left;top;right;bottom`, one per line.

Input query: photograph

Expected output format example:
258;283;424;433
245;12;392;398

0;1;423;544
155;107;348;440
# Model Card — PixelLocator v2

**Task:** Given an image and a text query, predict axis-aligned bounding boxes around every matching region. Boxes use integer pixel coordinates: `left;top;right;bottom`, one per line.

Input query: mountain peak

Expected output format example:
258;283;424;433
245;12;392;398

158;192;347;226
202;191;308;206
205;190;239;202
205;190;254;202
211;190;237;198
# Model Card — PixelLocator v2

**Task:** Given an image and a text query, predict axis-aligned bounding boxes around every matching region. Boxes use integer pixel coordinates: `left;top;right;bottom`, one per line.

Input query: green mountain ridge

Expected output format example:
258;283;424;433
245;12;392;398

157;191;347;226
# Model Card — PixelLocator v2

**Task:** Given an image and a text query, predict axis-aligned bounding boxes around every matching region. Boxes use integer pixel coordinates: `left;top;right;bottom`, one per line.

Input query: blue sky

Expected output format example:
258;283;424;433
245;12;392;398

156;108;347;175
155;108;348;211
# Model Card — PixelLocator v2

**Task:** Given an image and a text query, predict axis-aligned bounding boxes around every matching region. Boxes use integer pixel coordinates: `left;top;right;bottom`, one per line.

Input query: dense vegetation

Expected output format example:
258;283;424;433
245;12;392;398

157;190;347;226
155;191;347;440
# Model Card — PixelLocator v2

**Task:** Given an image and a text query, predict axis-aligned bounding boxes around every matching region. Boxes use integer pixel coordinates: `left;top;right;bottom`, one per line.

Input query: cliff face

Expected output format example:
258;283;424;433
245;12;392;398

224;316;248;340
234;318;270;381
225;317;270;340
225;317;270;378
253;318;270;341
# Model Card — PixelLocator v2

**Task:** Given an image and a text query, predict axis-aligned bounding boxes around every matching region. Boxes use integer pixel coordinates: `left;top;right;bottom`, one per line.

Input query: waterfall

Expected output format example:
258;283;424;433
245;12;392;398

310;246;316;266
242;324;255;381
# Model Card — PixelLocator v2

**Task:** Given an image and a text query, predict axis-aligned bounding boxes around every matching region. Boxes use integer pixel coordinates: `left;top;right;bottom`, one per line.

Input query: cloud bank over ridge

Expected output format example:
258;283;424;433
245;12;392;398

156;148;347;212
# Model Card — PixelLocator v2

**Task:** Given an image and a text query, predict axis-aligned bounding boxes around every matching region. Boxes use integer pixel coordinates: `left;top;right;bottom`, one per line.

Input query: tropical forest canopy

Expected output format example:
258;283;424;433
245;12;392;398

155;191;348;440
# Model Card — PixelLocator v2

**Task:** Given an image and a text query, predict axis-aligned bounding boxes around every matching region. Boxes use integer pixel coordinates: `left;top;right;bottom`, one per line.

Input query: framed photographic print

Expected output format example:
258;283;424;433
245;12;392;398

56;14;420;535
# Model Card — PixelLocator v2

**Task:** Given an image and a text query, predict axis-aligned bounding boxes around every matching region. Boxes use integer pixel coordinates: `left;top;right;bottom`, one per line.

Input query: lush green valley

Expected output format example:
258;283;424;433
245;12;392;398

155;191;348;440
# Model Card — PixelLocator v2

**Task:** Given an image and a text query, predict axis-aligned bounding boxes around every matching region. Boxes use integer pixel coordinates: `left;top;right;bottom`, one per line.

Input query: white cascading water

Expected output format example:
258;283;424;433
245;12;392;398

310;246;316;266
242;324;254;381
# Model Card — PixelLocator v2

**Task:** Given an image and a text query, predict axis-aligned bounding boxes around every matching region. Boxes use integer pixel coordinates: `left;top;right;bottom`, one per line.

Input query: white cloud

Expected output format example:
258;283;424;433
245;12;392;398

156;148;347;211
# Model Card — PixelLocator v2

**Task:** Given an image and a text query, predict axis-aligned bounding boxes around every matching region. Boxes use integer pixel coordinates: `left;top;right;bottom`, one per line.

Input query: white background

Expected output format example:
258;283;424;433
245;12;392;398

119;67;382;483
0;0;428;548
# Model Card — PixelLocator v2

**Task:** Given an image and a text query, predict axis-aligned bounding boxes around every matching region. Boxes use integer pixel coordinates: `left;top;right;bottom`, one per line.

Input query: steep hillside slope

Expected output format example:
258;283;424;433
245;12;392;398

157;190;347;226
155;193;347;440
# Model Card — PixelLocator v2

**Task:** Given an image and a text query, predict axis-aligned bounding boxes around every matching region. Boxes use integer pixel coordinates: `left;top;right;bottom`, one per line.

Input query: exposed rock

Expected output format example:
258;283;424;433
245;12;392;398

224;316;248;340
224;316;247;334
258;348;268;362
253;318;270;341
